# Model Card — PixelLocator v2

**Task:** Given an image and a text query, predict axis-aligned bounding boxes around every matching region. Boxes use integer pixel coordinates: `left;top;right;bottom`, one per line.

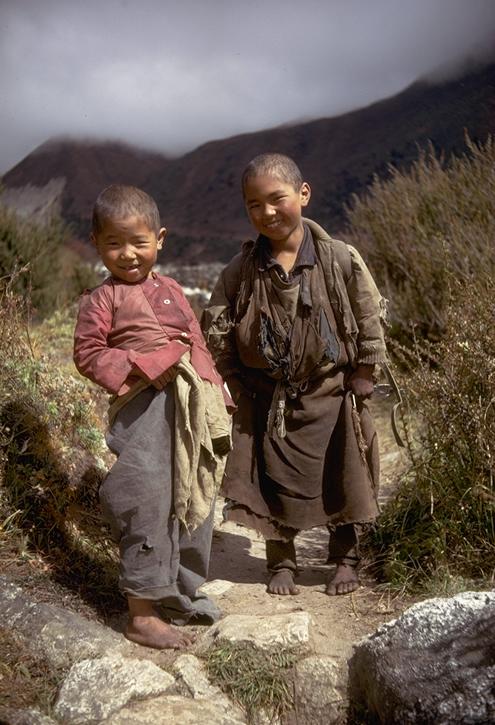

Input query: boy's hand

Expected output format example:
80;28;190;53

348;364;374;398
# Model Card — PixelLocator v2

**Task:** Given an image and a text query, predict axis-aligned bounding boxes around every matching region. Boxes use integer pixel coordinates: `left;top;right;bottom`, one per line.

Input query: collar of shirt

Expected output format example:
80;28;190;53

257;224;316;281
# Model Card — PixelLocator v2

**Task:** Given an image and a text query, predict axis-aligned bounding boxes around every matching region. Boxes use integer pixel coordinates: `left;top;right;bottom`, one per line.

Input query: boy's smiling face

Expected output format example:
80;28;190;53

91;215;166;283
244;173;311;246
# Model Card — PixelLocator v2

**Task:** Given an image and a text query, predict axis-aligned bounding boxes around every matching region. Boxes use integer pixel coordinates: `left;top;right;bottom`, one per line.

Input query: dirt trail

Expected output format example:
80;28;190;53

201;396;412;660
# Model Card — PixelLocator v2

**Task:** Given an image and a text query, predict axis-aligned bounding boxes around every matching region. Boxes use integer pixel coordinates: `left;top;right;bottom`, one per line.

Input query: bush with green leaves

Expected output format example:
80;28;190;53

0;271;119;609
347;138;495;592
0;203;98;318
345;136;495;341
370;276;494;591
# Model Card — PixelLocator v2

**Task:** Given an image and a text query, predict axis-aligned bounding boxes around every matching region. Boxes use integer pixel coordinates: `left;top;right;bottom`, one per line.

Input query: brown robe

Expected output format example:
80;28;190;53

203;221;385;541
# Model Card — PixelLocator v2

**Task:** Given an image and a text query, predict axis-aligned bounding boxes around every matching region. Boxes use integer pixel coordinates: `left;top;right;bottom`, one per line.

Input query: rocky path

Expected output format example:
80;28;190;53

0;397;412;724
203;396;409;660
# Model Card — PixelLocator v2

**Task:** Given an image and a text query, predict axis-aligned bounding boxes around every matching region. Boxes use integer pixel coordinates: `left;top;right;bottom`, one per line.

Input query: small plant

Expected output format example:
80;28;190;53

204;640;299;722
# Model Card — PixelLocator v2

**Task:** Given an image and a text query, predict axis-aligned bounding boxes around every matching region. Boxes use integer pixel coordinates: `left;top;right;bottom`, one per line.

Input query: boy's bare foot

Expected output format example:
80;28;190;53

125;614;196;650
126;596;196;650
267;569;300;595
326;563;359;596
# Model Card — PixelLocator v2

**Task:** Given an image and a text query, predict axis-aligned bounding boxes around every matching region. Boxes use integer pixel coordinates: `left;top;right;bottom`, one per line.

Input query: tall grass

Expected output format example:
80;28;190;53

346;137;495;591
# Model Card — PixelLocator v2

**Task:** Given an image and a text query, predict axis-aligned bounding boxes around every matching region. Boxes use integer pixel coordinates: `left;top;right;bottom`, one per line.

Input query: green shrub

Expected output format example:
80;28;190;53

345;137;495;592
369;277;494;591
0;271;119;611
0;204;98;318
345;136;495;341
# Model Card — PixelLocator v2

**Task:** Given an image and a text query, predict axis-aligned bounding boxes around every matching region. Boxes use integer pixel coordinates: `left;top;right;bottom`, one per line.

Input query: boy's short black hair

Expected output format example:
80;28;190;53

241;153;303;194
92;184;161;235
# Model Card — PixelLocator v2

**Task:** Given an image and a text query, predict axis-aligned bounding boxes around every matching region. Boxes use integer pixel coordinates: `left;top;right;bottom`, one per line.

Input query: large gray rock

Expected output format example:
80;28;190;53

102;695;247;724
0;709;57;725
348;591;495;724
172;653;225;699
201;612;313;652
54;654;175;723
0;577;167;669
294;655;345;724
0;577;130;668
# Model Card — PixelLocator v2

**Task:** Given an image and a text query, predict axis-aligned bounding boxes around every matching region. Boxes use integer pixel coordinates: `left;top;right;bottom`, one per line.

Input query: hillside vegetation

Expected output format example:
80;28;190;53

345;137;495;591
0;138;493;619
3;62;494;263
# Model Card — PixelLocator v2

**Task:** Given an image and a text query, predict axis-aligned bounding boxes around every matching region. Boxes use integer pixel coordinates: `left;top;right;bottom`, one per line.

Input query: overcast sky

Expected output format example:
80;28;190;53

0;0;494;174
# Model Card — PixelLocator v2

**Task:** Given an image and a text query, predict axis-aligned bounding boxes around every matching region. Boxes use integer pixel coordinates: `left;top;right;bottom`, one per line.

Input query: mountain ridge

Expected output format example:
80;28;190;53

2;62;494;263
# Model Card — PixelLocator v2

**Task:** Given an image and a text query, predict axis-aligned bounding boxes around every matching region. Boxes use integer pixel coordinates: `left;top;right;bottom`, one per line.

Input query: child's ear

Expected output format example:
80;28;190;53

157;227;167;250
300;182;311;208
90;232;98;249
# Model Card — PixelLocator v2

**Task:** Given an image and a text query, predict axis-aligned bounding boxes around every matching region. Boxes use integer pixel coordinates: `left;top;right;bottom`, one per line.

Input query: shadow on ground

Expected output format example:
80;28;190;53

209;529;266;584
1;399;122;619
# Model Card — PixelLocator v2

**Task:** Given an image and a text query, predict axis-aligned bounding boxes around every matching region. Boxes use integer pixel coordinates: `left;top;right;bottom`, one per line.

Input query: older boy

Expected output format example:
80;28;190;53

74;185;231;649
202;154;387;596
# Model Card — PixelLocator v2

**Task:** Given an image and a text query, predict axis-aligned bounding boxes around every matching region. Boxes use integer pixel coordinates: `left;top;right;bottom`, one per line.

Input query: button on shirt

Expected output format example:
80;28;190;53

74;273;222;395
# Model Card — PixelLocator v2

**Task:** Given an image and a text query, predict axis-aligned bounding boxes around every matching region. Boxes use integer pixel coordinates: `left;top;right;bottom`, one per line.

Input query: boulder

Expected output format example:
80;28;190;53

54;654;175;723
0;709;57;725
0;577;168;669
172;653;224;699
102;695;247;724
294;655;345;724
201;612;313;652
348;590;495;724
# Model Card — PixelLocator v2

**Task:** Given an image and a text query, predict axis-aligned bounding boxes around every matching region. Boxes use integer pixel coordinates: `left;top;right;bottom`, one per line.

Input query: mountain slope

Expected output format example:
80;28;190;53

2;62;494;263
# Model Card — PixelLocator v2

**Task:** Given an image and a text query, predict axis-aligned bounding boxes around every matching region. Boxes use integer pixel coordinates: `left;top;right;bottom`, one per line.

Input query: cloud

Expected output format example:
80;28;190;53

1;0;494;173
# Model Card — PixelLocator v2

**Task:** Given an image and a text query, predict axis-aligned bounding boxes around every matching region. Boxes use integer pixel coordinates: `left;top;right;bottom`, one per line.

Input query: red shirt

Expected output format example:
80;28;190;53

74;272;226;397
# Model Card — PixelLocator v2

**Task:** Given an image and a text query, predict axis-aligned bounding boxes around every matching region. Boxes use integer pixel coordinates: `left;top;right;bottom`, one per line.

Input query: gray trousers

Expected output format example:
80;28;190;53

100;386;220;624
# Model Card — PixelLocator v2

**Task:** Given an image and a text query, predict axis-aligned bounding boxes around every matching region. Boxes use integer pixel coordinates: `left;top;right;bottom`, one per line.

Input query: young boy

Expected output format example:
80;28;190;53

202;154;387;596
74;184;231;649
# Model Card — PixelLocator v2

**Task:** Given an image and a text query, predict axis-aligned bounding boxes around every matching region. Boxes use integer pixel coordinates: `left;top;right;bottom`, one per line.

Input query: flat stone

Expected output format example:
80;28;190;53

0;708;57;724
200;579;234;596
172;653;223;699
294;655;345;724
54;654;175;723
0;576;169;669
349;591;495;724
103;695;247;724
0;577;136;669
201;612;313;651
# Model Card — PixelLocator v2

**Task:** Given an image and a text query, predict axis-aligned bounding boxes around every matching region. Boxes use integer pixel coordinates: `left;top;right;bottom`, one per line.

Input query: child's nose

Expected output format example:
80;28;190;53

120;246;136;259
263;204;276;218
